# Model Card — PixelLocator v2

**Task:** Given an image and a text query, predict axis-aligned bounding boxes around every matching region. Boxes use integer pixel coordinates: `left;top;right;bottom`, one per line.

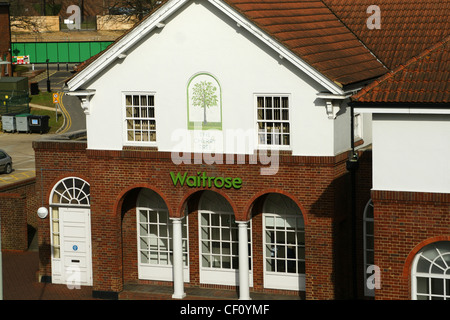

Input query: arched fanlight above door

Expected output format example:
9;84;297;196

50;177;90;206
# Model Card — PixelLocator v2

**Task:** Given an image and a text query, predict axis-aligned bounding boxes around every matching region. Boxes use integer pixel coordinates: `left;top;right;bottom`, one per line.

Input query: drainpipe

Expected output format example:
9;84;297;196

346;106;359;299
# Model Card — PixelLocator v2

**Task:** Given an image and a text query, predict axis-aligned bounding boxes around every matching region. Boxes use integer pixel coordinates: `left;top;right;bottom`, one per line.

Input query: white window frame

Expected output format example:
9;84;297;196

255;94;291;150
411;241;450;300
363;199;375;297
123;92;157;146
198;192;252;286
137;208;189;282
263;212;305;291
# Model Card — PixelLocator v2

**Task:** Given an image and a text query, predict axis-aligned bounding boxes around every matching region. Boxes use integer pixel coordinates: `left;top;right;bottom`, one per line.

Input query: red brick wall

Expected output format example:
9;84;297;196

0;178;38;251
371;190;450;300
0;3;12;76
34;140;372;299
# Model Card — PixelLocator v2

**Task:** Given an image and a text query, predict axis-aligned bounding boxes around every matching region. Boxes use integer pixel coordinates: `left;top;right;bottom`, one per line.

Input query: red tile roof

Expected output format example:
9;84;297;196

70;0;388;88
351;35;450;103
224;0;387;86
70;0;449;100
322;0;450;70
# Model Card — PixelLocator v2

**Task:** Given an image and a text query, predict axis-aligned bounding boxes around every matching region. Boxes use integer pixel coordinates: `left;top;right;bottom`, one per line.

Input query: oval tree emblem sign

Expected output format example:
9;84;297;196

187;73;222;130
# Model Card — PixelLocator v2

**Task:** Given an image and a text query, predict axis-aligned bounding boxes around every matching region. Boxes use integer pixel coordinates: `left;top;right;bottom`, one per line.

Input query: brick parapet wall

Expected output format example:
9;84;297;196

0;177;38;251
371;189;450;300
34;139;372;300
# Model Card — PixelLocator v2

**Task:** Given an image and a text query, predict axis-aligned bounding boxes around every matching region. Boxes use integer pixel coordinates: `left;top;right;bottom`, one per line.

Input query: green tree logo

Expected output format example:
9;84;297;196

191;81;218;124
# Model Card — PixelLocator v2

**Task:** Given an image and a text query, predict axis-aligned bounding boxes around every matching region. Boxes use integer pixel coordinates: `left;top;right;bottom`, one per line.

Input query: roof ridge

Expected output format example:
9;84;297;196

351;34;450;102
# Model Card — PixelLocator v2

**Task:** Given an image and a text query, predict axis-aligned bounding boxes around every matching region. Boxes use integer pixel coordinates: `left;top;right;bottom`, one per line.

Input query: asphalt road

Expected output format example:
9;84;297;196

0;64;86;187
31;63;77;93
0;133;37;187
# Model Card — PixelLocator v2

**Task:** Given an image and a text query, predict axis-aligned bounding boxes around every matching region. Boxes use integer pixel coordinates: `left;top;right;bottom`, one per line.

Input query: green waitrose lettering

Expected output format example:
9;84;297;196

170;171;242;189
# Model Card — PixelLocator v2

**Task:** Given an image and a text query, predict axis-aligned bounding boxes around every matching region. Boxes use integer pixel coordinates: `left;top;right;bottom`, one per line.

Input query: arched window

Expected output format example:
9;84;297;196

363;199;375;297
50;177;90;206
198;191;252;286
136;188;189;281
412;241;450;300
263;193;305;291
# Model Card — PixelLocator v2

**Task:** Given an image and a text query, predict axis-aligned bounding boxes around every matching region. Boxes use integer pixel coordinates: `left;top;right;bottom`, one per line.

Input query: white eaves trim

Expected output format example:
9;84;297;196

209;0;344;95
354;107;450;115
66;0;186;91
66;0;345;95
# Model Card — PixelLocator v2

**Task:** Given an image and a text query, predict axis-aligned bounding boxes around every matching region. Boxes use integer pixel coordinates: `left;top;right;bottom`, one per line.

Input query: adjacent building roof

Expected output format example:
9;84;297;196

352;35;450;104
323;0;450;70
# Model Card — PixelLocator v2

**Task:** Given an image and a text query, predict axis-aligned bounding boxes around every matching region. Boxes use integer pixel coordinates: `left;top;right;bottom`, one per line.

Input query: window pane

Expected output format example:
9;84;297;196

258;109;264;120
222;255;231;269
141;251;149;263
431;278;444;295
52;221;59;233
141;107;148;118
287;259;296;273
446;279;450;295
274;108;280;120
416;277;429;294
140;95;147;106
417;258;430;273
283;134;290;145
297;260;305;273
53;234;60;246
212;242;220;254
266;257;274;272
53;247;60;259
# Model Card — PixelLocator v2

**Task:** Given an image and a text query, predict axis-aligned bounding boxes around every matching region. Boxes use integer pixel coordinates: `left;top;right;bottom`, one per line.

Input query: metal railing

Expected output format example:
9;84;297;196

0;90;30;116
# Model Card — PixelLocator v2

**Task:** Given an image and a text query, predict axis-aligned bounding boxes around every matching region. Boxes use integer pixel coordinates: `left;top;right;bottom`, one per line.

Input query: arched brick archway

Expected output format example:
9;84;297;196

115;185;179;286
243;189;309;225
402;236;450;279
176;188;239;219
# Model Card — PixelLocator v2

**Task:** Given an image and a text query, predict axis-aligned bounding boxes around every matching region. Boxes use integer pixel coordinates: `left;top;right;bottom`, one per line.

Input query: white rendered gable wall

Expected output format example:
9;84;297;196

372;113;450;193
83;1;358;156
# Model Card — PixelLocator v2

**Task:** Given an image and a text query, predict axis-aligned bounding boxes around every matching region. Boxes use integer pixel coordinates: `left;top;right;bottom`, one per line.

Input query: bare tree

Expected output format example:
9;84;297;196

6;0;62;32
105;0;162;21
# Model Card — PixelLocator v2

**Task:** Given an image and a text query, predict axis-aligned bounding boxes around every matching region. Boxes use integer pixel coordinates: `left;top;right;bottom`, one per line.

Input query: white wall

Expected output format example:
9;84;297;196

83;0;357;157
372;113;450;193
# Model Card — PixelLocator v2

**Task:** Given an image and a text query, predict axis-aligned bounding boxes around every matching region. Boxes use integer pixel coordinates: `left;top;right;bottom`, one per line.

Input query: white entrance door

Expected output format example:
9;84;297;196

52;207;93;286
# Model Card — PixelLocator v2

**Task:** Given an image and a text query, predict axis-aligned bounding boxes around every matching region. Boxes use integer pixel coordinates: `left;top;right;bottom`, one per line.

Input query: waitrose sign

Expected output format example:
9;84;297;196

170;171;242;189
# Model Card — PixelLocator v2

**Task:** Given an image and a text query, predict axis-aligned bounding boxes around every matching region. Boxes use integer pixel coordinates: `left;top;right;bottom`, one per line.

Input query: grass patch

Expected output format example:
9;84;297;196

29;91;55;108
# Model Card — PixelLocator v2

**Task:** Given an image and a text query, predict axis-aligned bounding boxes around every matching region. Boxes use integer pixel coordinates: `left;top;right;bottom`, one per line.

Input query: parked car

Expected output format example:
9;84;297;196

0;149;12;174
